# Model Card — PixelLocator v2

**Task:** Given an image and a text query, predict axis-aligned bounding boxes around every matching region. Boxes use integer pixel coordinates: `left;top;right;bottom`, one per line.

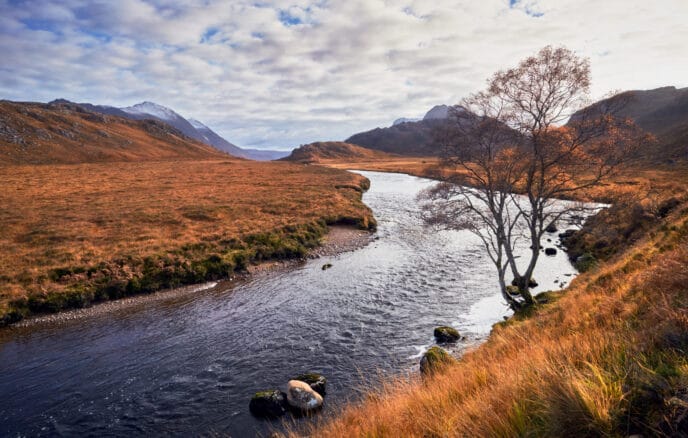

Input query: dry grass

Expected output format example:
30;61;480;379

0;159;374;323
0;100;228;165
301;167;688;437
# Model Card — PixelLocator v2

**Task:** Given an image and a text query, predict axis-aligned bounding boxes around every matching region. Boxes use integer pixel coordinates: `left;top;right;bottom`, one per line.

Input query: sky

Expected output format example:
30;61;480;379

1;0;687;150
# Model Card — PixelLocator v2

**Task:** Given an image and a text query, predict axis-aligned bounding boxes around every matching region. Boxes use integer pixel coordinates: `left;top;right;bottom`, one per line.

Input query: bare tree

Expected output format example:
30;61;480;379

421;46;644;311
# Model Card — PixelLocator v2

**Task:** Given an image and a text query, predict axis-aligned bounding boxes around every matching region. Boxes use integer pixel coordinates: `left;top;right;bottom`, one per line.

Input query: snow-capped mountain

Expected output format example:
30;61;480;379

120;102;207;144
392;117;420;125
59;99;287;160
423;105;451;120
187;118;246;157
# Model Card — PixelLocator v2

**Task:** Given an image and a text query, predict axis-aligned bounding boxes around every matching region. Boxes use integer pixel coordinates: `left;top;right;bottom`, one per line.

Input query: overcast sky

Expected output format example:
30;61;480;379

1;0;687;150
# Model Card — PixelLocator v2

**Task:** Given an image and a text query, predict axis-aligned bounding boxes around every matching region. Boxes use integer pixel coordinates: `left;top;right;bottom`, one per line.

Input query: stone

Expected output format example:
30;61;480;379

420;346;456;375
322;263;333;270
545;247;557;256
249;390;288;418
545;223;558;233
433;326;461;343
291;372;327;396
506;285;521;296
286;380;323;412
511;277;538;288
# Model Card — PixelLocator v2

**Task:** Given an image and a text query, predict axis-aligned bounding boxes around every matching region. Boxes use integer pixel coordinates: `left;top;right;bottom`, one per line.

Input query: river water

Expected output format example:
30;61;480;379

0;171;590;437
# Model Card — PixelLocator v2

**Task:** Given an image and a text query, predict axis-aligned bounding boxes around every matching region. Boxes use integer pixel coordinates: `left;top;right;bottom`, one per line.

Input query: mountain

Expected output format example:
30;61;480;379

393;117;420;126
0;100;228;165
121;102;207;144
55;99;284;161
423;105;451;120
281;141;397;163
188;118;246;157
570;86;688;161
345;105;464;156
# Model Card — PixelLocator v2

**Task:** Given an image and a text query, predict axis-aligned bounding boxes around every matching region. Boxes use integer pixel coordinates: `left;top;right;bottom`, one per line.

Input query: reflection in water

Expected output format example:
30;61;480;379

0;171;590;436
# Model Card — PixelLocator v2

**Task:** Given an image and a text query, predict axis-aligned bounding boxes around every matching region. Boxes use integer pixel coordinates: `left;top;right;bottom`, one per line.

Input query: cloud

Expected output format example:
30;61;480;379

0;0;687;149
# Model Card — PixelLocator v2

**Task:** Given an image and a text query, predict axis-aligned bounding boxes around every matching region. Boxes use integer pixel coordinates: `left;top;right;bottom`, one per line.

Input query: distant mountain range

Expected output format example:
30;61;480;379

50;99;288;161
570;86;688;162
345;105;464;156
0;100;228;165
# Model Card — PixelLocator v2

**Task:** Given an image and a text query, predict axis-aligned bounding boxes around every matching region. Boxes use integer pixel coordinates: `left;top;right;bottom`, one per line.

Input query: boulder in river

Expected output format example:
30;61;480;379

511;277;538;288
420;346;456;375
545;247;557;256
286;380;323;412
291;372;327;396
433;326;461;343
249;390;288;417
546;223;558;233
506;285;521;296
322;263;333;270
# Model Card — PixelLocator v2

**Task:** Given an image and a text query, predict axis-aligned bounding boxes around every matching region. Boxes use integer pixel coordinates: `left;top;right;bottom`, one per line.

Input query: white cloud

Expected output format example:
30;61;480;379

0;0;686;149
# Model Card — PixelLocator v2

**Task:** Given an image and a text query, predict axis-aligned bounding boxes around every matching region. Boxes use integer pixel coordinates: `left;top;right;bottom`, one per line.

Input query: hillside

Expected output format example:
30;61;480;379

281;141;397;163
570;86;688;161
345;105;463;156
0;100;227;165
303;165;688;436
58;99;288;161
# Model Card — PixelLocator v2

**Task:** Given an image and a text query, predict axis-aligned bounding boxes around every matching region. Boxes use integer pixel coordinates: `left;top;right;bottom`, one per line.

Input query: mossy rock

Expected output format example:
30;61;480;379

291;372;327;396
322;263;333;271
420;346;456;375
249;390;288;418
506;285;521;296
433;326;461;343
511;277;538;288
575;252;597;272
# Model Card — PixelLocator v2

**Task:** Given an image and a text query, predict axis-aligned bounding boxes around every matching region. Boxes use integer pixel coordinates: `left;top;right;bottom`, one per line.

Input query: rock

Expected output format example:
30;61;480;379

545;247;557;256
558;229;576;241
322;263;333;270
286;380;323;412
506;285;520;296
511;277;538;288
433;326;461;343
249;390;288;418
545;223;558;233
420;346;455;375
291;372;327;396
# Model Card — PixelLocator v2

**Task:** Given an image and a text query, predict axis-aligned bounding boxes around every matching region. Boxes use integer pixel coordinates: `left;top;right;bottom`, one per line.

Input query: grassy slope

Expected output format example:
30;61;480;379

301;162;688;437
281;141;398;164
0;159;375;325
0;100;227;164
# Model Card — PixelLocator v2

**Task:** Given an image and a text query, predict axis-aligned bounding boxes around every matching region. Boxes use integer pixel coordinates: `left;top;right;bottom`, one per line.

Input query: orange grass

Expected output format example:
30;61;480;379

0;159;374;323
302;169;688;437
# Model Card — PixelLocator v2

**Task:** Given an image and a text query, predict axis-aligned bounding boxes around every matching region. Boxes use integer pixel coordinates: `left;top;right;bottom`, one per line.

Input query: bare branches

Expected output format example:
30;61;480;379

420;46;641;311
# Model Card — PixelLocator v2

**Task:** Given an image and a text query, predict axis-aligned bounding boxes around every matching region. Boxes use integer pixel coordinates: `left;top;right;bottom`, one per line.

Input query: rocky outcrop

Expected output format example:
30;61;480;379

291;373;327;396
433;326;461;343
420;346;456;375
286;380;324;412
249;390;288;417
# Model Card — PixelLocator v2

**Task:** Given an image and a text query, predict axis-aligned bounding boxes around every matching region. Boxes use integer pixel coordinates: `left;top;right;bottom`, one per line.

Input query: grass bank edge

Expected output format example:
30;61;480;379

0;182;376;327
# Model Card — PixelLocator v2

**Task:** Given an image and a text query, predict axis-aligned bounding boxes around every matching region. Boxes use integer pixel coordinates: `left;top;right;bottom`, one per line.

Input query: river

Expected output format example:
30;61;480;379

0;171;591;436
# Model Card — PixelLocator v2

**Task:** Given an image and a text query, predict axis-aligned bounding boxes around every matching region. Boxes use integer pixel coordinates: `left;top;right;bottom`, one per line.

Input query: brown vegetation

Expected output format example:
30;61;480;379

281;141;397;164
0;159;375;325
0;100;227;164
302;167;688;437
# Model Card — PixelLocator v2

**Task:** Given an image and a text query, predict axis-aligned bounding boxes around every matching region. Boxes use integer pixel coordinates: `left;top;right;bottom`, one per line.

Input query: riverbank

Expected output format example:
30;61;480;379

299;168;688;436
5;225;374;329
0;160;376;327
